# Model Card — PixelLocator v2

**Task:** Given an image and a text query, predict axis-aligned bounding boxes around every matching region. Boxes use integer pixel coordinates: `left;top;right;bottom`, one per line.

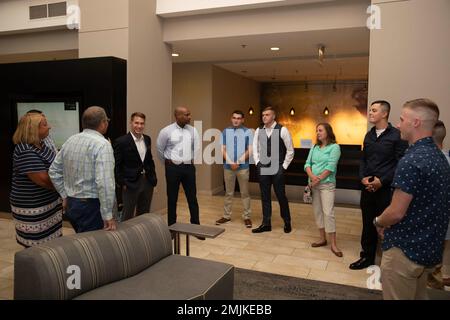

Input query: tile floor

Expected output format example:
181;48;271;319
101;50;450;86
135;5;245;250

0;194;378;300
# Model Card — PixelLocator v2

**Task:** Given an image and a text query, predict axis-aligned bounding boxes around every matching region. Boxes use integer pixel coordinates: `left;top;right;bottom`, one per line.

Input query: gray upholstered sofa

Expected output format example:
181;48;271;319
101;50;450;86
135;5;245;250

14;213;234;300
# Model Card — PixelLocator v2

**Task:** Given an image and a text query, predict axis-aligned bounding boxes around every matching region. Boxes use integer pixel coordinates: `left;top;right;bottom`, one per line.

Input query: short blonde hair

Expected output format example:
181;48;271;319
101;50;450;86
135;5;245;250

403;98;439;129
13;113;43;146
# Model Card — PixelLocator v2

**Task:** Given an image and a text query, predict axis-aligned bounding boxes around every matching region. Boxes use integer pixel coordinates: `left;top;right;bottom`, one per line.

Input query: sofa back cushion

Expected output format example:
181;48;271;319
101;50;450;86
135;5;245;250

14;213;172;300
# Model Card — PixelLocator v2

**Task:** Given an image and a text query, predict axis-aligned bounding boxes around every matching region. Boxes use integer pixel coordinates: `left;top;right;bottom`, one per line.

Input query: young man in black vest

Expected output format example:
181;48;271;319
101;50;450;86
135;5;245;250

252;106;294;233
113;112;157;221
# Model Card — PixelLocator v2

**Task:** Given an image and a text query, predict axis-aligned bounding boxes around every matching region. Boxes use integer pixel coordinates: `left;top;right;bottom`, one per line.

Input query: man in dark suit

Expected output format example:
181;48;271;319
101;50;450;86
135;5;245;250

114;112;157;221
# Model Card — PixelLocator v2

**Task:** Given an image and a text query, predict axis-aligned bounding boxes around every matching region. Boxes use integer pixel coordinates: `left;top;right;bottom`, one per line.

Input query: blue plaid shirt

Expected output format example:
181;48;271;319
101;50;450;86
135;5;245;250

382;137;450;267
49;129;116;221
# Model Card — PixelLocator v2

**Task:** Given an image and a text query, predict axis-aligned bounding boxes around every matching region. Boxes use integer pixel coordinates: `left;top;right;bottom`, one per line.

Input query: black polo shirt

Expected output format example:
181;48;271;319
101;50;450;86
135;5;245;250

359;123;408;187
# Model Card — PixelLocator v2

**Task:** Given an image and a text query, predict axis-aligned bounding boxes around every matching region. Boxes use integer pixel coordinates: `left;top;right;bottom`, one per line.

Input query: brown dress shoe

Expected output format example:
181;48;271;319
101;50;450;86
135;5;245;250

311;240;327;248
244;219;252;228
331;247;343;257
216;217;231;225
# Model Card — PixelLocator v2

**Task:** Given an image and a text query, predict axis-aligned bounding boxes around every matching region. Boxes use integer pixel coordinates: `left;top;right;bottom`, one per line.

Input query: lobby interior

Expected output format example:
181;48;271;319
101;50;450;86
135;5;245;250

0;0;449;300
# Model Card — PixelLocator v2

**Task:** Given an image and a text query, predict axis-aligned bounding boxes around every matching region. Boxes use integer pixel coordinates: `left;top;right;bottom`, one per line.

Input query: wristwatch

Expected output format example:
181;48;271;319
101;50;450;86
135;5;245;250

373;216;383;228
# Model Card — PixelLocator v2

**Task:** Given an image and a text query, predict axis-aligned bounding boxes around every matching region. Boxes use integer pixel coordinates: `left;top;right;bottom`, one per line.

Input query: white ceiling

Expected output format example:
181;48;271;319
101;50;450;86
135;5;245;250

170;27;369;82
157;0;336;18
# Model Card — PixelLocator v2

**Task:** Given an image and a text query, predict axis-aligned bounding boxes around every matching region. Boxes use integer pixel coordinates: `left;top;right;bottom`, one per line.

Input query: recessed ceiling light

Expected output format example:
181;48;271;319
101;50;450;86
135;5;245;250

172;53;179;57
270;47;280;51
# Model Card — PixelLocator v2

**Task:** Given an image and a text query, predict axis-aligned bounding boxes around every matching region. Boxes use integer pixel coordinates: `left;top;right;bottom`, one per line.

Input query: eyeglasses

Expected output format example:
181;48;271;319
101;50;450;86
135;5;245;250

105;118;111;123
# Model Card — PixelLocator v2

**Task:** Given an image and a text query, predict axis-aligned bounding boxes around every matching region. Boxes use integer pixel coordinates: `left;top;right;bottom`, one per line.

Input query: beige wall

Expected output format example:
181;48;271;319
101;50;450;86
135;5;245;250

0;29;78;56
368;0;450;149
172;63;213;194
78;0;129;59
128;0;172;213
0;50;78;64
211;66;260;191
212;66;261;131
0;0;79;34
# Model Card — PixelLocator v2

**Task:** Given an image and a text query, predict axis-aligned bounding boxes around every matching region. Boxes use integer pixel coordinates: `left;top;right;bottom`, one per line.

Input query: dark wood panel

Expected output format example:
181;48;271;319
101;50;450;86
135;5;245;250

250;145;362;190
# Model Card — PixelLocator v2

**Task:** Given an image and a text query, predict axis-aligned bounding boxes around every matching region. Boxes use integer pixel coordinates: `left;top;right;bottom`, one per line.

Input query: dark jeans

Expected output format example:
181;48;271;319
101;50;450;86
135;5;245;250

165;163;200;226
258;164;291;226
360;186;393;260
66;197;103;233
122;175;154;221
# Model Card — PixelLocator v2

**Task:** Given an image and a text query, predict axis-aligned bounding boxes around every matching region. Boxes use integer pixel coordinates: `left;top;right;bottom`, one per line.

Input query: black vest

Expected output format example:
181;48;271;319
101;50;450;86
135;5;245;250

258;123;287;166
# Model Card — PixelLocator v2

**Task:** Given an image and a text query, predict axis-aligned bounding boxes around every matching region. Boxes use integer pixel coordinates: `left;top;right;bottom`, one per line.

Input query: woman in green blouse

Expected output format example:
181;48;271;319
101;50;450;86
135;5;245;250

304;123;342;257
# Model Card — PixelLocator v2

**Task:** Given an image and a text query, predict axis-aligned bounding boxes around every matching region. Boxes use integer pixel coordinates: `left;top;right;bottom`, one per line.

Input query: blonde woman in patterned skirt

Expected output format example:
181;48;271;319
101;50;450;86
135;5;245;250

10;112;62;247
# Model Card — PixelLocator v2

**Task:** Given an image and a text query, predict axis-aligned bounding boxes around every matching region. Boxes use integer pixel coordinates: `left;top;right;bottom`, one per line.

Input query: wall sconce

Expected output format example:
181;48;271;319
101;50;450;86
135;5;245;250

323;107;330;116
318;44;325;63
248;107;254;115
289;107;295;116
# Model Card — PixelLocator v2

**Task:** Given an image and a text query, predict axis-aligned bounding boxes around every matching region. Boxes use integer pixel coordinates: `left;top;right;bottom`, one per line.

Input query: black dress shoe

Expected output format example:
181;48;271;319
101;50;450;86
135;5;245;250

349;257;374;270
284;223;292;233
252;225;272;233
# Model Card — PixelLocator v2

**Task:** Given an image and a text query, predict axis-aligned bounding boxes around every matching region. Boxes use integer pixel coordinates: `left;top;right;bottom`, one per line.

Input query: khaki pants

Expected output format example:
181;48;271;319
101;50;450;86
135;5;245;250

223;168;251;220
312;183;336;233
381;247;434;300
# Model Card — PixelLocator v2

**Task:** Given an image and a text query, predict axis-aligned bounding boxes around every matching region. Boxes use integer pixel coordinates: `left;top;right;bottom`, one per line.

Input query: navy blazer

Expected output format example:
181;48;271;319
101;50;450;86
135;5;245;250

113;132;157;189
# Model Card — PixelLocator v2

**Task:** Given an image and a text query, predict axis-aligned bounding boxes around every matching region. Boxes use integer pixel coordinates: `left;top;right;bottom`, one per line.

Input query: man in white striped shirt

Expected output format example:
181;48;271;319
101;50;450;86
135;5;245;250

49;106;117;233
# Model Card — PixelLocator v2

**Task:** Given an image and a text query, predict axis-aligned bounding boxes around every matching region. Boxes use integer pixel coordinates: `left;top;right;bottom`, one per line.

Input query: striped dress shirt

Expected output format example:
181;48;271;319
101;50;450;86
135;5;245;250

49;129;115;221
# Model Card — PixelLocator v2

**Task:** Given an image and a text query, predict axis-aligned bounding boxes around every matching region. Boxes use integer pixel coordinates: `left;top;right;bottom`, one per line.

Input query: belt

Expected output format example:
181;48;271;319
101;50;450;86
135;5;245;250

67;197;99;202
165;159;194;165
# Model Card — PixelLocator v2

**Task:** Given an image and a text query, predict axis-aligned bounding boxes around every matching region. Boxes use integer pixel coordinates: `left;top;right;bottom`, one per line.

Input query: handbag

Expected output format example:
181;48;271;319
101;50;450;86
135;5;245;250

303;184;313;204
303;145;316;204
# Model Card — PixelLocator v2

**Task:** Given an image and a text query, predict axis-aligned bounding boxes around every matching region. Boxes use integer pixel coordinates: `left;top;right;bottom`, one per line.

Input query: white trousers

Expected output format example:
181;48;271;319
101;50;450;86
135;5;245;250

312;183;336;233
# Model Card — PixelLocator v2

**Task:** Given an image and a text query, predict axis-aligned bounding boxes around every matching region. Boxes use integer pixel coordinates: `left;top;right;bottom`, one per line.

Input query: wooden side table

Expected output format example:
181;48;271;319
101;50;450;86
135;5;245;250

168;223;225;256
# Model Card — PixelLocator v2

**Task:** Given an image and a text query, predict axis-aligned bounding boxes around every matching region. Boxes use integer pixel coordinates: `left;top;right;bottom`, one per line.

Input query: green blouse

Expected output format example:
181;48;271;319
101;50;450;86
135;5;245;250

304;143;341;185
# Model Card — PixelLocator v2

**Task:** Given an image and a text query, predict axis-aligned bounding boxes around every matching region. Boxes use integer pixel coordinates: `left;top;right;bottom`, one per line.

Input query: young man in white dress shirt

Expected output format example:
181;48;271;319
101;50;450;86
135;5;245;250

252;106;294;233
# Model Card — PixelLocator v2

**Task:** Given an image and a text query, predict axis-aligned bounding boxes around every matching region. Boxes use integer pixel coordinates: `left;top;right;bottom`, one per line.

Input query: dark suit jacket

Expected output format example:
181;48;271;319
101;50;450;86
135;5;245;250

113;132;157;189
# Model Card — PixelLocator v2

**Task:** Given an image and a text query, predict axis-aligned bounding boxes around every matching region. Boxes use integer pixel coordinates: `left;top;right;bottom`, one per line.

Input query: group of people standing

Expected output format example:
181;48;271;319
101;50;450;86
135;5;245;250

9;106;207;245
9;98;450;300
215;106;344;258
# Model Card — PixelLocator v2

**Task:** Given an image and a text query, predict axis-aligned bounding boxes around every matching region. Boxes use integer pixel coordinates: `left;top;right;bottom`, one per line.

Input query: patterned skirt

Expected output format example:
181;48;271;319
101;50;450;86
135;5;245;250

11;198;63;247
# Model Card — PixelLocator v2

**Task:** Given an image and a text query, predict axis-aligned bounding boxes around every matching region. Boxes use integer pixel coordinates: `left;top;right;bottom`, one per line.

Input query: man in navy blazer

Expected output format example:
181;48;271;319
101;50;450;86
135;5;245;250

114;112;157;221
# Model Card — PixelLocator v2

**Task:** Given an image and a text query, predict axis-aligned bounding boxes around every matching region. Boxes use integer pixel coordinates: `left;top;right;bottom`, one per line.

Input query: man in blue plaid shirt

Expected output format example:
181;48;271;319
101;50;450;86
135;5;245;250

49;106;117;233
